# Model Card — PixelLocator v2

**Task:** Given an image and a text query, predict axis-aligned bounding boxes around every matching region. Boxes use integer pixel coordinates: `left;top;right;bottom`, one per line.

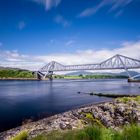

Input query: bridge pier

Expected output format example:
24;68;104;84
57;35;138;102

36;71;54;81
36;71;45;80
49;75;53;81
128;78;133;82
37;73;43;80
41;71;53;80
48;71;53;81
128;78;140;82
128;74;140;82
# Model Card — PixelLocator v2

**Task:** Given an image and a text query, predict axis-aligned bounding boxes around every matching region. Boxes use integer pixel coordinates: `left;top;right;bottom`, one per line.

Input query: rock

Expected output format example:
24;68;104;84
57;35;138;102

82;108;92;113
66;124;72;129
59;122;72;130
59;122;67;130
78;113;85;119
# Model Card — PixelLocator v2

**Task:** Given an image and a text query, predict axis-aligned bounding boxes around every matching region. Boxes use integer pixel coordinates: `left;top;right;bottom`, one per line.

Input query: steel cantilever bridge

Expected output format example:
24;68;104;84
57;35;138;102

37;54;140;80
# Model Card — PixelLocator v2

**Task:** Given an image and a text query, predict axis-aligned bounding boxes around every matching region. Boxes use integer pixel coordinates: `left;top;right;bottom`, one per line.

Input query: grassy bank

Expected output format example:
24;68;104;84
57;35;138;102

53;74;128;79
0;69;34;78
12;124;140;140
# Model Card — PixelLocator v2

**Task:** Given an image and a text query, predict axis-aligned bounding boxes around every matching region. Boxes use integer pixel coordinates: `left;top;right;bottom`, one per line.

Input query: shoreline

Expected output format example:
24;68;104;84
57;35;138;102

0;102;110;140
0;78;127;81
1;78;140;83
1;96;140;139
0;100;112;131
0;78;39;81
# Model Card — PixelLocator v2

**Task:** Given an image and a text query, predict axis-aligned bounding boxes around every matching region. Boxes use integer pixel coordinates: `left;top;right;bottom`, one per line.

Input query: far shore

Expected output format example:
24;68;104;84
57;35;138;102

0;77;127;81
0;78;39;81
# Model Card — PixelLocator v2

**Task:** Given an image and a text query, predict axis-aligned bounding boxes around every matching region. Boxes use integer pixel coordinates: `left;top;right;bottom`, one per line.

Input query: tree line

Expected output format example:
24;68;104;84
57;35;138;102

0;69;34;78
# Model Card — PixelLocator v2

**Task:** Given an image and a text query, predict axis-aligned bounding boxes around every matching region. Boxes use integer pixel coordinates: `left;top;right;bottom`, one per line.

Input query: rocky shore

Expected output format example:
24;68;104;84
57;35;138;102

1;96;140;140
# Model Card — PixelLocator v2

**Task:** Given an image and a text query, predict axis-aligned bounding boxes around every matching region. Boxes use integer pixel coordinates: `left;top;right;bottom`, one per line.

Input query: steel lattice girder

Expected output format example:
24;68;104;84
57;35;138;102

39;54;140;72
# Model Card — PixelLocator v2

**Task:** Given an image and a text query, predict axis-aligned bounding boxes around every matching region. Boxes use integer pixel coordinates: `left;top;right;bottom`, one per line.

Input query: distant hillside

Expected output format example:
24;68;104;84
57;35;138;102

65;70;140;76
65;71;94;76
120;71;140;77
0;66;28;71
0;68;34;78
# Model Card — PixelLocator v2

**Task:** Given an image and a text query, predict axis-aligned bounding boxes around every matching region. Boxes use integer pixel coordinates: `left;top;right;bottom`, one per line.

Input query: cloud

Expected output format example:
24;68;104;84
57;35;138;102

65;40;75;47
0;50;42;70
78;0;110;17
114;10;123;18
109;0;133;12
54;15;70;27
31;0;61;10
18;21;26;30
36;40;140;65
0;40;140;71
78;0;133;17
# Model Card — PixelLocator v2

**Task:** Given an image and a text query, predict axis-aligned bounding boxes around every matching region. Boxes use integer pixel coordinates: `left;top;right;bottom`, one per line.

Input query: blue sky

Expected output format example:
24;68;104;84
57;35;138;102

0;0;140;69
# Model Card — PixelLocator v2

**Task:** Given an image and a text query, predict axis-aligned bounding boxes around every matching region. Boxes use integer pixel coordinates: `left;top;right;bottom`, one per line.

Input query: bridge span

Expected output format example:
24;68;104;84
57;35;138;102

37;54;140;81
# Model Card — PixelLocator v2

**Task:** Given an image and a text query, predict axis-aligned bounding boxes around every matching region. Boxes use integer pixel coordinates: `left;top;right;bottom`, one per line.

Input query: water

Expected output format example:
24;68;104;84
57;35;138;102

0;79;140;132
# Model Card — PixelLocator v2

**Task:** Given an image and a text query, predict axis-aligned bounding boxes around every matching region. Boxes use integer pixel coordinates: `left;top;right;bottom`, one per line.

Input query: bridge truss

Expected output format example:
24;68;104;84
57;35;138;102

37;54;140;80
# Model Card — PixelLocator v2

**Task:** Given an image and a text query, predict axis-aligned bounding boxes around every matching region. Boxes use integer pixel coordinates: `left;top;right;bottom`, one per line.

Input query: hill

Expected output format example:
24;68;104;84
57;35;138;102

120;71;140;76
65;70;140;77
0;68;34;78
65;71;94;76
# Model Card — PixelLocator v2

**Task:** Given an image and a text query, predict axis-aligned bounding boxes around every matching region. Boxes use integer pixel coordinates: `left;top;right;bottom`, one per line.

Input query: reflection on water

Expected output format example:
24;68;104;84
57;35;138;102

0;79;140;132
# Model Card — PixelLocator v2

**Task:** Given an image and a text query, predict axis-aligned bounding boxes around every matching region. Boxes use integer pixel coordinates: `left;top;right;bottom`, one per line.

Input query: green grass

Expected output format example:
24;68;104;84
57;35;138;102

116;96;140;103
64;76;82;79
113;125;140;140
31;134;47;140
0;69;34;78
11;123;140;140
82;112;104;127
31;125;140;140
11;131;28;140
53;74;128;80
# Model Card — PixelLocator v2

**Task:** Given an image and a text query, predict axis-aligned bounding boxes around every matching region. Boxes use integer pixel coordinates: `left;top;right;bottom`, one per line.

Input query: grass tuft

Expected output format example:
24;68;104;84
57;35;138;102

11;131;28;140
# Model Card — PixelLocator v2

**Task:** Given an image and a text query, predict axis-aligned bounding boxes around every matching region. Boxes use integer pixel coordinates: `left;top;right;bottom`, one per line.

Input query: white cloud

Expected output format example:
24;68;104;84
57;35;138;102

0;40;140;71
65;40;75;47
31;0;61;10
78;0;133;17
0;50;42;70
18;21;26;30
54;15;70;27
36;40;140;66
109;0;133;12
78;0;109;17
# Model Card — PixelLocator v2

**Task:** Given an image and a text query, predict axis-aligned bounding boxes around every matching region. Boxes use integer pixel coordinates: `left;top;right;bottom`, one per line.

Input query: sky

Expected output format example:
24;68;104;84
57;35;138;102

0;0;140;70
